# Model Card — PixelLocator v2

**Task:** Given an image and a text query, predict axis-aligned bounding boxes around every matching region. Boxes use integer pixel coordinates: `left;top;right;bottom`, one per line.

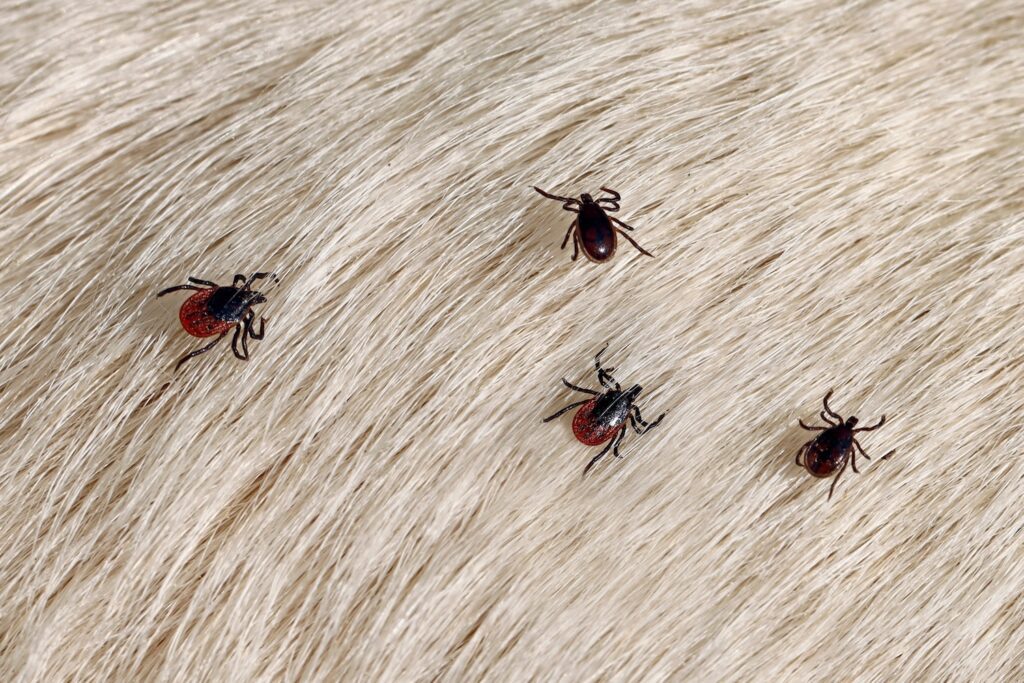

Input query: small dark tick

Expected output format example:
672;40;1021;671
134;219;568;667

533;185;654;263
157;272;277;371
543;346;665;474
795;389;887;500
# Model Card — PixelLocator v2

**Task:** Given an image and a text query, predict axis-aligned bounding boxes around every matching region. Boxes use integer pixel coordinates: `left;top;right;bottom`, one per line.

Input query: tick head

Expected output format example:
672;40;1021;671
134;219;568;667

846;416;859;428
246;291;268;307
625;384;643;401
580;193;594;204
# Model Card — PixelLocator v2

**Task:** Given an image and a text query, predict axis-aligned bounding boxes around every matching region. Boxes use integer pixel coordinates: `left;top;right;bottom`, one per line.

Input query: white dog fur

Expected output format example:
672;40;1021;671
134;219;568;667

1;0;1023;680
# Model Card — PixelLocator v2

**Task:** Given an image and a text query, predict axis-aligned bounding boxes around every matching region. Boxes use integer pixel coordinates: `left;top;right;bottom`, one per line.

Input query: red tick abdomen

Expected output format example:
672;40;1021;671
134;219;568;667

179;288;234;337
572;400;621;445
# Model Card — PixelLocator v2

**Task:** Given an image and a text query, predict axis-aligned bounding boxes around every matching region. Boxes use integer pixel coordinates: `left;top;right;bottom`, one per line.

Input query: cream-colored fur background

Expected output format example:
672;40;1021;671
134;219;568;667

2;1;1022;681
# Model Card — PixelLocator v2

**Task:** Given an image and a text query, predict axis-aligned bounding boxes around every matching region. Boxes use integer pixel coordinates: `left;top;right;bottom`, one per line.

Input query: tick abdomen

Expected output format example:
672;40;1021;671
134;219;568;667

804;426;854;477
577;203;616;261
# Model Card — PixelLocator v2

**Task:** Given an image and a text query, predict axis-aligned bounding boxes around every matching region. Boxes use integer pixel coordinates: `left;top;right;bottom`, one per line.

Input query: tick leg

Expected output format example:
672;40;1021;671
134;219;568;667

608;215;636;231
820;411;838;426
822;390;843;421
187;277;219;288
561;219;577;250
631;405;665;433
612;428;627;458
795;443;808;467
542;400;589;423
629;412;664;436
597;370;619;390
594;345;620;389
798;419;827;431
828;459;849;500
533;186;580;206
583;437;616;475
247;313;267;340
232;324;248;360
571;232;580;261
243;310;266;340
614;226;655;257
641;416;665;434
174;332;227;371
596;187;621;212
854;415;886;432
243;272;276;289
853;438;871;459
850;448;862;474
157;284;202;297
630;413;643;435
562;378;598;396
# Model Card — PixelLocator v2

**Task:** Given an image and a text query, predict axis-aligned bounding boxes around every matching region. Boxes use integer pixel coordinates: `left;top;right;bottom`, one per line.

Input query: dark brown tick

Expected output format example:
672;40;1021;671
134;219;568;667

795;390;887;500
533;186;654;263
543;346;665;474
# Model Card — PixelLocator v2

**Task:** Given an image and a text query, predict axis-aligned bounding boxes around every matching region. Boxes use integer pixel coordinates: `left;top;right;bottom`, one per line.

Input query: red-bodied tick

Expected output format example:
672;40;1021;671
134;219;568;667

795;390;887;499
533;185;654;263
157;272;276;370
543;346;665;474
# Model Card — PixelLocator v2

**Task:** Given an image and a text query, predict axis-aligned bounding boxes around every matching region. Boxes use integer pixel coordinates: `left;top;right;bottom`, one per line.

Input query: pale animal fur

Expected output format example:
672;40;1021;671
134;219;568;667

1;1;1022;681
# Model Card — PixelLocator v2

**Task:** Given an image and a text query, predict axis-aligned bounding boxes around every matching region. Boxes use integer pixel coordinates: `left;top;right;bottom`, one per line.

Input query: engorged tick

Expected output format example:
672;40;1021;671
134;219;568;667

533;185;654;263
795;389;887;499
543;346;665;474
157;272;277;371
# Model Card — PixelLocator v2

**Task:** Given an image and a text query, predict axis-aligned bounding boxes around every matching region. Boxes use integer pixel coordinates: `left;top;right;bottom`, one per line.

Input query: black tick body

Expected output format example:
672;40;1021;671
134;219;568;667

543;346;665;474
795;390;887;499
533;186;654;263
207;286;266;323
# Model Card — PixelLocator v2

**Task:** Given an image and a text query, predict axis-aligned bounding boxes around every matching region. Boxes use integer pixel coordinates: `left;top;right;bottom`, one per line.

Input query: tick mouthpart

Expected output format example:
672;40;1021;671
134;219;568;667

580;193;594;203
846;416;859;428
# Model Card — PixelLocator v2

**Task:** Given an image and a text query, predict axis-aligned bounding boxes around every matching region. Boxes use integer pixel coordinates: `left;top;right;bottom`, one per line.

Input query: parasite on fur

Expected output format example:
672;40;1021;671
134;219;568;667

795;389;887;499
533;186;654;263
543;346;665;474
157;272;277;371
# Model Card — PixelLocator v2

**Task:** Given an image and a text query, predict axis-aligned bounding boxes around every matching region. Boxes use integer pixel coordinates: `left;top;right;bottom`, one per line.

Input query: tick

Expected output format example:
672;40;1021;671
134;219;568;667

533;185;654;263
157;271;276;370
795;390;887;499
543;346;665;474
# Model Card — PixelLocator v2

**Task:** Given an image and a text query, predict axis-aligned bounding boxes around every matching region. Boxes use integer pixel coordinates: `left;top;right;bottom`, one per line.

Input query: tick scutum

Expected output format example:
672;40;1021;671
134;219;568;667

207;287;267;322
